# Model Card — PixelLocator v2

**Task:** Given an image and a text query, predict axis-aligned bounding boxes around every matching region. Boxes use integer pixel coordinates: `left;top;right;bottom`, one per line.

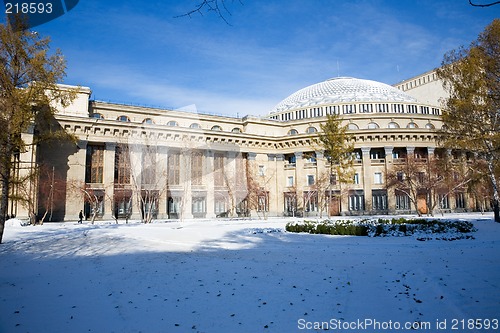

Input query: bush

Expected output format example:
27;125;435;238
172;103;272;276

285;218;477;240
285;220;368;236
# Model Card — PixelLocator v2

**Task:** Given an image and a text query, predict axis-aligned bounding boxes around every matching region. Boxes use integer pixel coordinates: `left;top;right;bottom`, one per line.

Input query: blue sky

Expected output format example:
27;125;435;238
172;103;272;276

8;0;499;117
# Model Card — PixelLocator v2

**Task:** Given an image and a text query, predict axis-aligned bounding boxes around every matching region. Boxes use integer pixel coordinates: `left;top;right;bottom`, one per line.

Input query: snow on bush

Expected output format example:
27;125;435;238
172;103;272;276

5;218;27;227
285;218;477;241
245;228;283;234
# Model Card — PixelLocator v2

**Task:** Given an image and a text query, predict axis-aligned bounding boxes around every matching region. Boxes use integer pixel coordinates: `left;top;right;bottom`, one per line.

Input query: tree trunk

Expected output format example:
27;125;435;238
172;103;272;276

486;158;500;222
0;173;10;244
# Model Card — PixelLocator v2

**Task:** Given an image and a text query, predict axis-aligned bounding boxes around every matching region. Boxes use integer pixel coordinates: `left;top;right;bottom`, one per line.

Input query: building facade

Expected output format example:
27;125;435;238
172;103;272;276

9;73;489;222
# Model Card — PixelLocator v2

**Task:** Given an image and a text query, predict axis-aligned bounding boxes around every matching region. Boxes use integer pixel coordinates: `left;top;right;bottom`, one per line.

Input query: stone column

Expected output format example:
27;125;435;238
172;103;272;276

65;140;88;220
406;146;415;158
246;152;257;217
157;146;169;219
275;154;285;217
226;151;238;217
427;146;435;158
16;127;36;220
181;149;193;219
294;152;304;213
384;146;395;213
103;142;116;220
128;144;143;221
361;147;371;212
205;150;216;218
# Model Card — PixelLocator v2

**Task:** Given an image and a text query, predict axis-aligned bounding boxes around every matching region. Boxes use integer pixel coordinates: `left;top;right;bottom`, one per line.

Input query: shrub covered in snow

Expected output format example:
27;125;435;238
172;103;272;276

286;220;369;236
285;218;477;240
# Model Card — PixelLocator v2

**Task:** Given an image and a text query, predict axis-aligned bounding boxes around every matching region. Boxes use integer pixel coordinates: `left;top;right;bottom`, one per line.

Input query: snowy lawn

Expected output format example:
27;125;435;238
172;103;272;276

0;213;499;333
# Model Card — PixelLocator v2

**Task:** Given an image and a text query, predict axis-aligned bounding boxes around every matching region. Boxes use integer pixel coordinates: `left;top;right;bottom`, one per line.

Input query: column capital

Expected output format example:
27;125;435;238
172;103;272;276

247;152;257;160
77;140;88;150
105;142;117;150
267;154;276;161
294;151;303;158
361;147;371;155
276;154;284;161
384;146;393;155
427;147;435;155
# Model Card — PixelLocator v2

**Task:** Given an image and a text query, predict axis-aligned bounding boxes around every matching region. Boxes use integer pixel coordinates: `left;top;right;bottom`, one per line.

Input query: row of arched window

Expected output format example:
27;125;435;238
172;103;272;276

348;121;436;130
287;122;435;135
91;113;242;132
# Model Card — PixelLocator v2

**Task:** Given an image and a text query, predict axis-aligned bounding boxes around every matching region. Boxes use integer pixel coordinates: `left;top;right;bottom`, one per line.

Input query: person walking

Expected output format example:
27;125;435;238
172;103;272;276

78;210;83;224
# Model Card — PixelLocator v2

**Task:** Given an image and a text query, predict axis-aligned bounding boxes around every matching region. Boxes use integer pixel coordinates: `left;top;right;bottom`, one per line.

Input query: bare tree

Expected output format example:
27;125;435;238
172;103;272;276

219;152;247;218
177;0;242;25
128;143;168;224
36;164;66;224
245;159;274;219
386;155;429;216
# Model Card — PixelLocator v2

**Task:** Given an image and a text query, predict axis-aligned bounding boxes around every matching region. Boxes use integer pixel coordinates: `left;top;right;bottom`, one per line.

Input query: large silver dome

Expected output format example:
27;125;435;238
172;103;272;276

271;77;417;114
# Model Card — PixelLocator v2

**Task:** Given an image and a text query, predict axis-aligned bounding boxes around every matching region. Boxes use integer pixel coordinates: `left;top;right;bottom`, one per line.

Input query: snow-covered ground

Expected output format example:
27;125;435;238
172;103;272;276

0;213;499;333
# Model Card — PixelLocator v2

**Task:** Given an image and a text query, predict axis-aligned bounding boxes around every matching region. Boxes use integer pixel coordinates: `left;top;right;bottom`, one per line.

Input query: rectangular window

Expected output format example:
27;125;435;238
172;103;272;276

214;153;225;186
396;171;405;182
114;191;132;218
307;175;315;186
86;145;104;184
343;104;355;114
407;105;418;113
168;152;181;185
353;173;360;185
303;191;318;212
115;145;130;185
141;190;159;219
455;192;466;209
395;190;411;210
420;106;430;114
374;172;383;184
438;194;450;209
168;197;182;214
284;192;297;216
370;149;385;160
372;190;387;210
360;104;373;113
84;189;104;218
142;147;157;185
287;176;294;187
377;104;388;112
392;104;404;113
348;190;365;211
191;152;203;186
192;197;206;214
215;197;227;215
330;173;337;185
417;172;426;184
257;191;269;212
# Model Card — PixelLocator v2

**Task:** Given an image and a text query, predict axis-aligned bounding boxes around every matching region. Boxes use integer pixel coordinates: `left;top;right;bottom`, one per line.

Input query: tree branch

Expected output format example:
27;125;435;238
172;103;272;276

469;0;500;7
176;0;242;25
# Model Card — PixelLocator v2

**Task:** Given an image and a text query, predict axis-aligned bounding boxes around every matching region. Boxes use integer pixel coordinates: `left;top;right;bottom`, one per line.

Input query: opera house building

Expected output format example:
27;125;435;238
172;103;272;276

10;70;489;222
